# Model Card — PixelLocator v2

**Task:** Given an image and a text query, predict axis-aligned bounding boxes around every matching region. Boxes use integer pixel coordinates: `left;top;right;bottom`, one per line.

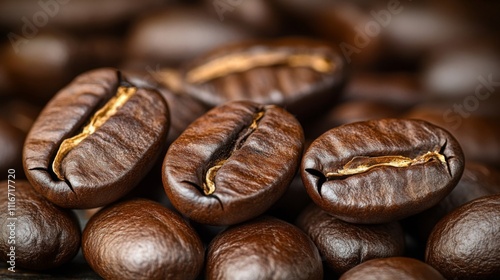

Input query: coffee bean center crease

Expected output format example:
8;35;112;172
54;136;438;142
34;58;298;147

187;52;334;84
202;109;266;195
51;86;137;181
326;151;446;178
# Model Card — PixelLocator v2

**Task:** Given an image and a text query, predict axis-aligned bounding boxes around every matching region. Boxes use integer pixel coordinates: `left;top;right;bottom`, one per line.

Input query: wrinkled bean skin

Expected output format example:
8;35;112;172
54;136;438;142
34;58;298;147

296;204;405;275
426;194;500;280
163;101;304;225
339;257;445;280
301;118;464;224
206;216;323;280
0;180;81;270
82;199;204;280
180;37;346;121
24;68;170;209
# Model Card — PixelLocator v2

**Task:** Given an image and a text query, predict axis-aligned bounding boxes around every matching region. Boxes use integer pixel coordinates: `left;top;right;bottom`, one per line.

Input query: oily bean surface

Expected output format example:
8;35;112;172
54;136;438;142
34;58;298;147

206;216;323;280
23;68;169;208
180;37;346;120
425;194;500;280
0;180;81;270
82;198;204;280
339;257;445;280
296;204;405;275
301;118;464;224
163;100;304;225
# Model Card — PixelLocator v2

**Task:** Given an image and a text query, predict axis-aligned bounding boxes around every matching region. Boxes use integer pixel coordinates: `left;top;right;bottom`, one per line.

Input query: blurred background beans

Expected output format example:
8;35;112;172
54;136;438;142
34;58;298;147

0;0;499;278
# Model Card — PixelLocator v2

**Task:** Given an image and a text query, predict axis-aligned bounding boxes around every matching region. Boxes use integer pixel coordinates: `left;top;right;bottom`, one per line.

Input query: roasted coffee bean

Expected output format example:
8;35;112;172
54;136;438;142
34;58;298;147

301;118;464;224
82;199;204;280
415;161;500;240
0;180;81;270
425;194;500;280
163;101;304;225
206;216;323;280
24;68;170;208
339;257;445;280
179;37;346;121
296;204;405;275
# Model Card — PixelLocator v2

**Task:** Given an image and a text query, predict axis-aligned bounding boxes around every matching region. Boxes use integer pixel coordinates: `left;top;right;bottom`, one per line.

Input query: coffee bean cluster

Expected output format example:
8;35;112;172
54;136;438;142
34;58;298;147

1;1;500;279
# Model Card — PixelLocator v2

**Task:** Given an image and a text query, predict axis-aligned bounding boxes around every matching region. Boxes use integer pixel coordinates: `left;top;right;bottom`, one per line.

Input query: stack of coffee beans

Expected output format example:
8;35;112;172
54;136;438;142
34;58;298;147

1;0;499;279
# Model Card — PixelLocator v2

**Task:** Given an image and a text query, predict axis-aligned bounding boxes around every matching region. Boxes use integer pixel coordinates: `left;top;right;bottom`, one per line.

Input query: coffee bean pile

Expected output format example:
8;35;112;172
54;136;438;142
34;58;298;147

1;1;499;279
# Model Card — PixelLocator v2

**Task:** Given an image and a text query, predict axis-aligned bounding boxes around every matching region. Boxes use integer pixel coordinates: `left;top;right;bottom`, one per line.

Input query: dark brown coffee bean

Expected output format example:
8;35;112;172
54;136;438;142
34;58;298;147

82;199;204;280
302;118;464;224
416;161;500;240
0;180;81;270
163;101;304;225
296;204;405;275
206;216;323;280
179;37;346;121
24;68;170;208
339;257;445;280
425;194;500;280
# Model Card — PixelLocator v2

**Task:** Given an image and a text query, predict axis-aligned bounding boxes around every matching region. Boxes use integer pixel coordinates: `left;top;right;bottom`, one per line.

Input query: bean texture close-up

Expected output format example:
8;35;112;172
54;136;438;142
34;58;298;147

1;1;499;279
